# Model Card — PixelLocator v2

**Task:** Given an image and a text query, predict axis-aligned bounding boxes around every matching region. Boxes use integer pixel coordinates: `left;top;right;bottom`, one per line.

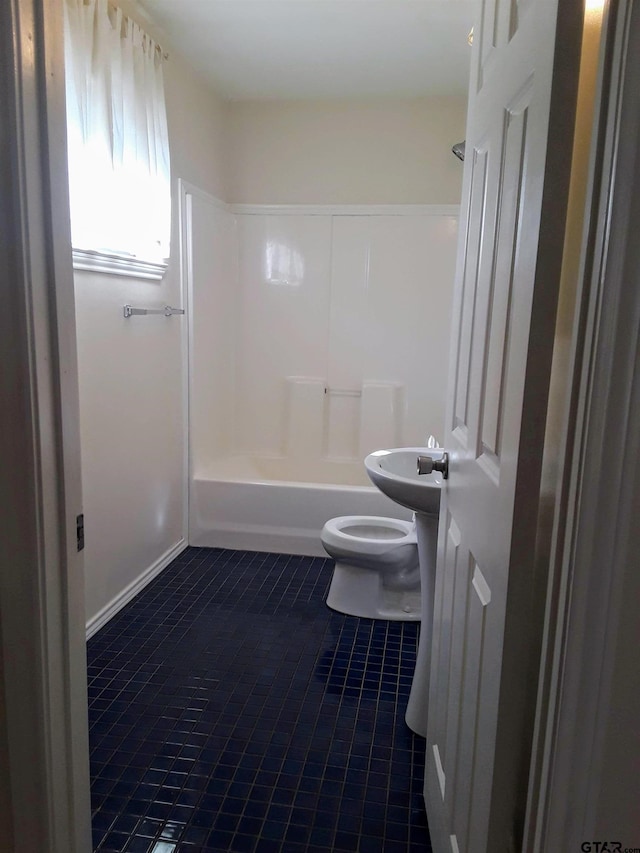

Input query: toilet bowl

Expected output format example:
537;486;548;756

321;515;421;621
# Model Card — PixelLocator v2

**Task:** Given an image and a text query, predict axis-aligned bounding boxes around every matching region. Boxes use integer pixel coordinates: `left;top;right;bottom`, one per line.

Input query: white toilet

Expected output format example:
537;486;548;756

321;515;421;620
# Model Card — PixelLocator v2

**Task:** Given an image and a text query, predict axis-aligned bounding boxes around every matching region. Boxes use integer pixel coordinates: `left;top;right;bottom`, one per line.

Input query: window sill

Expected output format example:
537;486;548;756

72;249;167;280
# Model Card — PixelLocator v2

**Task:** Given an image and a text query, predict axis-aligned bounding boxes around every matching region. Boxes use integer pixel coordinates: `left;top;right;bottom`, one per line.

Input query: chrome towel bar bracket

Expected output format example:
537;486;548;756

123;304;185;318
324;387;362;398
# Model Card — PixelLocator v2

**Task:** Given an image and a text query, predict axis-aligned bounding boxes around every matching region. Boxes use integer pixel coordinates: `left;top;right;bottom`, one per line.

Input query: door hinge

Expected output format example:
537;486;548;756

76;513;84;552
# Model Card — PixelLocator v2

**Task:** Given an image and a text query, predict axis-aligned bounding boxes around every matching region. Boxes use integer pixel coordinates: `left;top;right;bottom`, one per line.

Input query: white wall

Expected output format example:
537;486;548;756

226;97;467;204
165;57;229;202
77;44;229;627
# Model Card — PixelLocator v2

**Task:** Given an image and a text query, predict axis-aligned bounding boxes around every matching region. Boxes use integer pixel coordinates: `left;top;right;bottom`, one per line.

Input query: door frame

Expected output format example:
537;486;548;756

526;0;640;847
0;0;91;851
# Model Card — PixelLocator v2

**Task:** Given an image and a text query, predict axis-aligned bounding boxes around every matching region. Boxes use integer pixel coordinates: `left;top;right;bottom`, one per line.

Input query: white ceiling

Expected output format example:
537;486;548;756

139;0;476;100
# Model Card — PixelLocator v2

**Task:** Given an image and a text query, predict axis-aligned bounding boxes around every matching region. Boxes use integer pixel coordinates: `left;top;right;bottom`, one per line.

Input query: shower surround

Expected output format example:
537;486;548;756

184;187;458;554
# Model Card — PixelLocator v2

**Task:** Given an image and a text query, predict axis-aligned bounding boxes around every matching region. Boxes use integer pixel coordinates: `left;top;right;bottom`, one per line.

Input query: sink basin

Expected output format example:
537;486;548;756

364;447;443;516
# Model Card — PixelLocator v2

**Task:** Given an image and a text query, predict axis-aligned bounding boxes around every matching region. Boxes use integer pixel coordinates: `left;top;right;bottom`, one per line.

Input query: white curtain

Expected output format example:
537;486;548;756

63;0;171;264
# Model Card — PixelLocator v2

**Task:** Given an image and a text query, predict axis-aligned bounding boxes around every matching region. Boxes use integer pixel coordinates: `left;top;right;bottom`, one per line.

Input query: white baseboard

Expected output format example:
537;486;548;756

85;539;188;639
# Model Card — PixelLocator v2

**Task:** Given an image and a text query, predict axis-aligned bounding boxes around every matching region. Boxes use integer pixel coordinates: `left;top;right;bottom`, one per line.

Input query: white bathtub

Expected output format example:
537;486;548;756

190;455;412;556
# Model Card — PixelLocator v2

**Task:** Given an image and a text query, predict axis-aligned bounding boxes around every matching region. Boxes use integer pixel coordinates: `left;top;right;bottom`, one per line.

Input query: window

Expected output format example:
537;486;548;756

63;0;171;278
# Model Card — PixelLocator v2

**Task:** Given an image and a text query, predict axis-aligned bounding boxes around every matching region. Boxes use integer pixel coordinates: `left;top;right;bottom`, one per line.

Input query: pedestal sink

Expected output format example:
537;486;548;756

364;447;445;737
364;448;443;514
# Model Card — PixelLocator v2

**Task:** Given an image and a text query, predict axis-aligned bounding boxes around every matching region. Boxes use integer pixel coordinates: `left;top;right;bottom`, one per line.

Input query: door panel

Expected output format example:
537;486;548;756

453;145;490;448
454;554;489;849
425;1;583;850
431;514;462;801
479;89;531;467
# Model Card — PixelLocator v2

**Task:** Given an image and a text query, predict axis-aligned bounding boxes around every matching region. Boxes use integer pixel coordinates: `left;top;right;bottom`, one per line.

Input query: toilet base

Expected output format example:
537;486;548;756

326;561;421;621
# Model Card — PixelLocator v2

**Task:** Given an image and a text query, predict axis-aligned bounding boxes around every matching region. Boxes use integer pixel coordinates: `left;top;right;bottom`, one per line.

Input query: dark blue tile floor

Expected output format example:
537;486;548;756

88;547;432;852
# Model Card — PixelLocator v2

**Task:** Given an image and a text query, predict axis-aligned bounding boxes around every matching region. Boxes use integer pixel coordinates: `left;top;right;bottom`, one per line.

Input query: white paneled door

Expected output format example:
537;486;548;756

425;2;583;852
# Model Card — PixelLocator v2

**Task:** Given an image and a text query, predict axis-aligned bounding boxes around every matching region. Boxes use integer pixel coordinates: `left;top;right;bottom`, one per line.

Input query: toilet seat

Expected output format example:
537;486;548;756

322;515;416;556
